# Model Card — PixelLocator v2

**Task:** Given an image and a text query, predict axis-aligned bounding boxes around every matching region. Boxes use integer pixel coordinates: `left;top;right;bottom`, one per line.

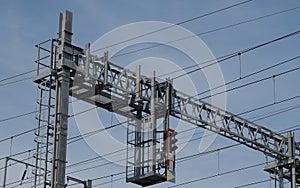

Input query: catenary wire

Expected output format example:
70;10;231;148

112;6;300;60
4;159;277;188
2;5;299;92
1;5;298;92
0;101;81;142
198;65;300;101
2;4;297;93
172;28;300;80
0;76;33;88
251;103;300;122
0;110;37;124
167;161;272;188
0;126;45;144
234;178;272;188
193;55;300;98
0;69;36;83
90;0;254;53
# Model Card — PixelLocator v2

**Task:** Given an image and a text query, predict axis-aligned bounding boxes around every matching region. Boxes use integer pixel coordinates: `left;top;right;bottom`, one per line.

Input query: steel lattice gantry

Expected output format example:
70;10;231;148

32;11;300;187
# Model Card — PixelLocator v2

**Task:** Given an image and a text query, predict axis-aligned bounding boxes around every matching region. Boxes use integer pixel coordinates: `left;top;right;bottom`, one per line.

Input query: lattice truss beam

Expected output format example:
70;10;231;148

34;36;300;185
68;47;300;160
172;90;296;159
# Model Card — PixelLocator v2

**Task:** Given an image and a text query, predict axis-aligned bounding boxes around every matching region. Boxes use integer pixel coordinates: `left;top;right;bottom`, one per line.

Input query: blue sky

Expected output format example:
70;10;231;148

1;0;300;188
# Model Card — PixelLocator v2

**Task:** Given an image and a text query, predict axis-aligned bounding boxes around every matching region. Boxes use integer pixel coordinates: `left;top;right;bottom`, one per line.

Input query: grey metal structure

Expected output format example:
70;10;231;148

32;10;299;187
33;11;81;188
33;39;57;187
3;157;35;188
66;176;92;188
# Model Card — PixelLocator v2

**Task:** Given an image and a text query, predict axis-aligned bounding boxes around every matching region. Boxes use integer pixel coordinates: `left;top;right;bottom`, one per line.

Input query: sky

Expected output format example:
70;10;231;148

1;0;300;188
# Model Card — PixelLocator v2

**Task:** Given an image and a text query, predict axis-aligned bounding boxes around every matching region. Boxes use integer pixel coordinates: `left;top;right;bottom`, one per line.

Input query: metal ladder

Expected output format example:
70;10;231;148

33;79;55;187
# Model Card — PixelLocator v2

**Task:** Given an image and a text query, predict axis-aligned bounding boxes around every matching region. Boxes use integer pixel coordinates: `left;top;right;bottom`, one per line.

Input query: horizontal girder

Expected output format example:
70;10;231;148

33;39;300;162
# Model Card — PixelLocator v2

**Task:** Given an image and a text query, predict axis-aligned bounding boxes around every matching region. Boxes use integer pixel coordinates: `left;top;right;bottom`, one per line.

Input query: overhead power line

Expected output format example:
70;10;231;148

195;55;300;98
167;161;270;188
0;76;32;88
2;4;299;92
0;69;36;83
172;28;300;80
113;5;300;59
0;127;41;143
10;142;243;187
0;149;32;162
1;5;299;91
234;178;271;188
68;158;279;188
91;0;254;53
251;103;300;122
200;64;300;100
0;99;79;126
67;120;127;144
0;110;37;125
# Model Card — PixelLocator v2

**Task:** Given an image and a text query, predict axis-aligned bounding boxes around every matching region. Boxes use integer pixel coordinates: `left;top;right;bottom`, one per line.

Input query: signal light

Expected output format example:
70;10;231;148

169;132;178;153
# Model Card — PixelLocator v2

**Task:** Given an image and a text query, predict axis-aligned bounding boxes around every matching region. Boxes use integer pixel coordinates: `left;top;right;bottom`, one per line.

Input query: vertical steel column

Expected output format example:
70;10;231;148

164;79;172;132
85;180;92;188
278;165;284;188
135;65;142;177
51;10;72;188
135;112;142;177
163;80;171;176
104;52;109;86
290;166;297;188
52;70;70;188
37;44;41;75
84;43;90;81
136;65;141;101
288;132;296;188
149;71;157;172
141;118;145;175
